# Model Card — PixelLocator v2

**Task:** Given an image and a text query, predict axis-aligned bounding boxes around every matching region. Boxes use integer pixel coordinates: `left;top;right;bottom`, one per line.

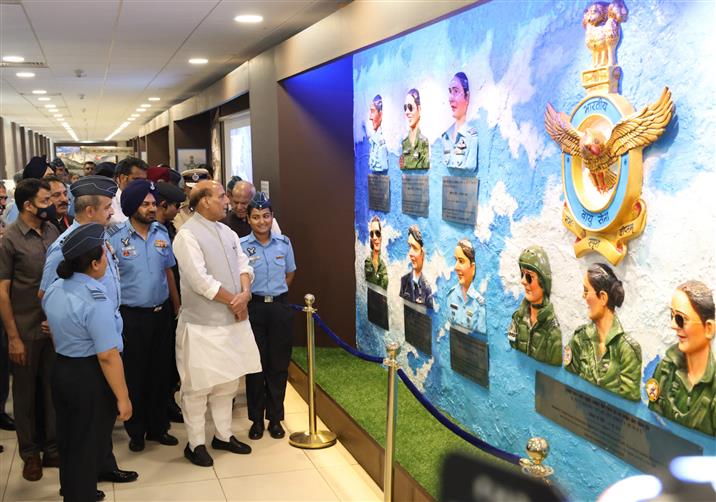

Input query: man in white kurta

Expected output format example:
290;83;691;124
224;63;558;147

172;180;261;467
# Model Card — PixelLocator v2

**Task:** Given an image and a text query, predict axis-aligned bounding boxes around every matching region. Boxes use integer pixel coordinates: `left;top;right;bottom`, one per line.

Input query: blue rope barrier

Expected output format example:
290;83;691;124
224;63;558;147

397;368;522;466
289;301;521;465
312;314;385;364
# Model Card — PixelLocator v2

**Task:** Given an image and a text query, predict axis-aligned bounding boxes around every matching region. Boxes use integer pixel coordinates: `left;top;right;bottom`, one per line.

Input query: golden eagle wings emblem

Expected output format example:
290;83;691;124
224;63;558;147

544;87;674;192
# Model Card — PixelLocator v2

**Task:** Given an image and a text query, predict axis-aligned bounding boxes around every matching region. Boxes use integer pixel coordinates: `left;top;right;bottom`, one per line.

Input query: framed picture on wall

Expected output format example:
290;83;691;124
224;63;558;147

176;148;207;172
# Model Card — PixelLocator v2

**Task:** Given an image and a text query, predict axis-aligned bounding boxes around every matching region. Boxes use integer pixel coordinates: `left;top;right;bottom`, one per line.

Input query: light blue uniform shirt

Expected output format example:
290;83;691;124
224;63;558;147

240;232;296;296
369;126;389;172
108;220;175;307
5;202;17;224
447;283;486;334
42;273;123;357
40;220;122;309
441;122;478;169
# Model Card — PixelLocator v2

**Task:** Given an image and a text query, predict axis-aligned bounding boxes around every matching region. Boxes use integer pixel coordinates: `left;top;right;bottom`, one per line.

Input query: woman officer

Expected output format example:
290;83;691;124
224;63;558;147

42;223;132;501
240;193;296;440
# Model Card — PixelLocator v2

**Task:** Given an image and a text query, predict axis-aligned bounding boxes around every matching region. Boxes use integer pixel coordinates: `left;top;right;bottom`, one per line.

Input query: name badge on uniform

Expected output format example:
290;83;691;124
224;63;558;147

122;246;137;257
276;255;285;260
249;256;260;263
154;239;168;249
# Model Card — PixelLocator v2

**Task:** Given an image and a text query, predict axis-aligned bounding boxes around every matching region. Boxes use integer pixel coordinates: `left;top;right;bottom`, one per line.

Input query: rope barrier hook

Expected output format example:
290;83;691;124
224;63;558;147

289;294;337;450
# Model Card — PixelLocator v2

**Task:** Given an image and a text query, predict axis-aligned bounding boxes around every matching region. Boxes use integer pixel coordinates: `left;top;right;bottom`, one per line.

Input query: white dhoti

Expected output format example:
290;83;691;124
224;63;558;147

176;319;261;449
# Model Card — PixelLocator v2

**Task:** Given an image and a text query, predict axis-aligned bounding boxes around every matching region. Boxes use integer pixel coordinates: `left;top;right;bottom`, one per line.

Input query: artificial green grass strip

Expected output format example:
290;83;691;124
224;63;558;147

292;346;519;498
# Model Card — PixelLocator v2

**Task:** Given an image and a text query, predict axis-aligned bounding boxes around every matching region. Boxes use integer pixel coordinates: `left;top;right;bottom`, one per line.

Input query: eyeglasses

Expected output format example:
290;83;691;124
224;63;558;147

520;269;535;285
370;230;381;238
403;103;414;112
671;311;701;329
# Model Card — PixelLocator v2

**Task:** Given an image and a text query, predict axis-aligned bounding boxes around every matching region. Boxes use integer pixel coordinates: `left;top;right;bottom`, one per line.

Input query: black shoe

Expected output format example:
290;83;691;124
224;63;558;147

167;401;184;423
146;432;179;446
184;444;213;467
248;421;264;440
59;489;105;501
0;412;15;431
98;468;139;483
268;421;285;439
128;438;145;452
211;436;252;454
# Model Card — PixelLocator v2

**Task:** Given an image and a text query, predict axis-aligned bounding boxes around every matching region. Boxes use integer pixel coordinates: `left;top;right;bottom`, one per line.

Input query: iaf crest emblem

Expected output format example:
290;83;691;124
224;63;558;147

544;0;674;265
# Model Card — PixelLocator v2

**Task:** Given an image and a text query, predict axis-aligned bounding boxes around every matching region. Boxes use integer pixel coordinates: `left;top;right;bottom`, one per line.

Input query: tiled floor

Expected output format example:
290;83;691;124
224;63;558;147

0;382;382;501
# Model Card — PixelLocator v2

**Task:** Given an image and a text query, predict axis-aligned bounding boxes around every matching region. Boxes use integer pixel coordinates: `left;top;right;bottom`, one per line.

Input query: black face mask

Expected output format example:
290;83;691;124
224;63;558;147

32;203;57;222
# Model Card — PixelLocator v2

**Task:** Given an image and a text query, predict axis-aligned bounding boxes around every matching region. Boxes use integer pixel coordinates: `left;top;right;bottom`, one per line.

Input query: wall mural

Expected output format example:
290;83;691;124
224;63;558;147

352;0;715;500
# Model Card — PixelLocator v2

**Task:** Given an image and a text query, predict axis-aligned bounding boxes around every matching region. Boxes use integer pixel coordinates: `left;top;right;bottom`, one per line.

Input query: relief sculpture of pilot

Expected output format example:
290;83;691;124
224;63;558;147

507;246;562;365
363;216;388;289
399;89;430;170
399;225;432;307
441;72;478;170
368;95;389;173
565;263;642;400
647;281;715;436
447;239;485;333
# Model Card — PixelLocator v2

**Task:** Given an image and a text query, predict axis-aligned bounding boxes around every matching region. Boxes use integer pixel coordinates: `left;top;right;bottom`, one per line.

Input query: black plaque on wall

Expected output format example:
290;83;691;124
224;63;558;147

535;372;703;474
450;326;488;387
368;174;390;212
442;176;479;225
401;174;429;217
367;285;389;330
403;302;432;355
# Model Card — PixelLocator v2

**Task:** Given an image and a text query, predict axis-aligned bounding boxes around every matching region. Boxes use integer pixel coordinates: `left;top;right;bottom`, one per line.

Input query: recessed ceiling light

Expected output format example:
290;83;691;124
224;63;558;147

38;97;51;101
32;89;47;95
54;114;63;118
135;108;145;112
148;97;160;101
3;55;25;63
45;104;56;108
140;103;150;107
16;72;35;78
234;14;263;23
131;114;140;117
188;58;208;65
127;118;135;121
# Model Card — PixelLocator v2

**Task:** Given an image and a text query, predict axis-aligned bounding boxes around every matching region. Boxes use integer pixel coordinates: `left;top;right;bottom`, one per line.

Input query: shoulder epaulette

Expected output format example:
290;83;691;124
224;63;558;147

86;285;107;301
106;224;122;237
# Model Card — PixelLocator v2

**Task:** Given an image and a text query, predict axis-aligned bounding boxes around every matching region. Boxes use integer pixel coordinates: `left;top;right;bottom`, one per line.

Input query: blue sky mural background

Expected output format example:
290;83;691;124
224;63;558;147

352;1;716;500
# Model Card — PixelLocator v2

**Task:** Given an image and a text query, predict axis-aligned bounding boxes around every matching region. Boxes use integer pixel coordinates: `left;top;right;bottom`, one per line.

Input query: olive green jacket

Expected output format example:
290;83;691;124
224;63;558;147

364;255;388;290
648;344;716;436
400;129;430;169
565;316;642;401
507;298;562;365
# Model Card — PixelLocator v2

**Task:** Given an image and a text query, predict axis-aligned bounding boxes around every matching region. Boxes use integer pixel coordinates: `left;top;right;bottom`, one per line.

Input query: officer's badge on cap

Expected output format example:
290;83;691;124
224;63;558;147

70;175;118;198
120;179;157;217
249;191;271;210
61;223;105;260
182;168;210;188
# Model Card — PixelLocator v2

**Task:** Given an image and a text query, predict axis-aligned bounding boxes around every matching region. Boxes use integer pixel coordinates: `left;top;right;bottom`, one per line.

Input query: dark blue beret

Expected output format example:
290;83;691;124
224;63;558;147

61;223;105;260
121;180;157;217
70;176;118;198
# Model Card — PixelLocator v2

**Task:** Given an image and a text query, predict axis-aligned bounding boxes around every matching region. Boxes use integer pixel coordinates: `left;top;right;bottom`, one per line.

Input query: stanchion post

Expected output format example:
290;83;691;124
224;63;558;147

519;437;555;484
289;294;337;450
383;342;400;502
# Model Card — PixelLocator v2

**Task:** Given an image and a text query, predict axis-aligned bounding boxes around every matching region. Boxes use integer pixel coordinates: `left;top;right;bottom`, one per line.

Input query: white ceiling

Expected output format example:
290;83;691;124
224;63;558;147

0;0;347;142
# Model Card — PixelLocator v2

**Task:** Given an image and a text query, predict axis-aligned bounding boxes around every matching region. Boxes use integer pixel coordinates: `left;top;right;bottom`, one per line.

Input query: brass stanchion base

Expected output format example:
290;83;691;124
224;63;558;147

289;430;337;449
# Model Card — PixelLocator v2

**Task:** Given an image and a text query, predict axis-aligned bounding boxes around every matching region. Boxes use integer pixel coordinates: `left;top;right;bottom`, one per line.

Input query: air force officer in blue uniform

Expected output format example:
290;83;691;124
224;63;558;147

108;180;180;452
240;193;296;441
42;224;132;502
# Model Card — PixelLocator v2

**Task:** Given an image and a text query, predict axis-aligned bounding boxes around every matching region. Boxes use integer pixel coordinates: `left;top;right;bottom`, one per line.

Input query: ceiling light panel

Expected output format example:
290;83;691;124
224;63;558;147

234;14;263;23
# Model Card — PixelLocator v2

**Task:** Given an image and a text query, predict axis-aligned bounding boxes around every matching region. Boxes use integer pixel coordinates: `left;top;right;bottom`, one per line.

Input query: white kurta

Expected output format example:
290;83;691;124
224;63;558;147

173;213;261;392
108;187;128;226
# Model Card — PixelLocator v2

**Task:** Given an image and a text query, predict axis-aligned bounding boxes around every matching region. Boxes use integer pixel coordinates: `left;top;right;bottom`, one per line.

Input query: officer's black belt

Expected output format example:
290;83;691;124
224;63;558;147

120;303;165;313
250;293;287;304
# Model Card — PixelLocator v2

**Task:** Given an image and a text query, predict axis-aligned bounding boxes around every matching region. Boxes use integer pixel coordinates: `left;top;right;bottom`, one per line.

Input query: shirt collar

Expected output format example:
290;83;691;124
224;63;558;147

16;215;48;236
69;271;107;292
669;345;716;387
